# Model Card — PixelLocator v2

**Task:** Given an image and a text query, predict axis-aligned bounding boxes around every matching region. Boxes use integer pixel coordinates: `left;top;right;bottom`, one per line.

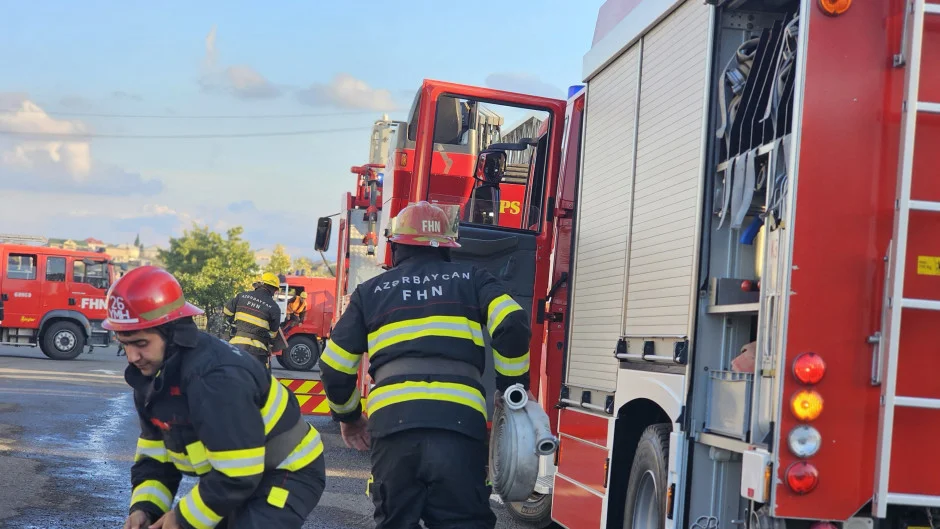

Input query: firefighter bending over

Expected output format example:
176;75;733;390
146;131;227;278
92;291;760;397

109;266;326;529
224;272;281;369
318;201;532;529
284;290;307;333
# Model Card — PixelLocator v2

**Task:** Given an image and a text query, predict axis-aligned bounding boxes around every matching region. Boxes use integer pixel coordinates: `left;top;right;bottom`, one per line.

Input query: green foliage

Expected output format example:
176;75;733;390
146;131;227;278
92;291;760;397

158;224;257;332
292;256;315;275
264;244;291;276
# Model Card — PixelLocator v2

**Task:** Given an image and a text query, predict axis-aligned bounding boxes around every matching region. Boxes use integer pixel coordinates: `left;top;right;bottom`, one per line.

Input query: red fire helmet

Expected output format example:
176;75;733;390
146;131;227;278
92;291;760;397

387;201;461;248
101;265;204;332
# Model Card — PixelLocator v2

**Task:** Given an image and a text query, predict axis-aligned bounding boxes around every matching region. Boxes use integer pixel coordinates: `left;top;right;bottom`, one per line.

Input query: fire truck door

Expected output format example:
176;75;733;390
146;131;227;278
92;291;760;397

450;225;537;419
69;258;110;313
1;249;42;326
41;255;68;312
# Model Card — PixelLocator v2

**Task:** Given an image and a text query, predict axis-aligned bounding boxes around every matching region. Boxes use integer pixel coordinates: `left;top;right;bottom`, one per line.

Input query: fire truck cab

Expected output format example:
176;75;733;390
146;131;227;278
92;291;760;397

0;244;115;360
271;275;335;372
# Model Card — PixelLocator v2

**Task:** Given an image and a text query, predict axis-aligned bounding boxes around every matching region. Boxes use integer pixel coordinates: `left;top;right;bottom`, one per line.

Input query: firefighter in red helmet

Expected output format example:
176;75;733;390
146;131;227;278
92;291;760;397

107;266;326;529
318;201;533;529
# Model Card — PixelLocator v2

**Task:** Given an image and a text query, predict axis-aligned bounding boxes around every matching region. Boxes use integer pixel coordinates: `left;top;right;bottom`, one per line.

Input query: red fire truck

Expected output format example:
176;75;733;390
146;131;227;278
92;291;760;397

538;0;940;528
270;275;335;372
0;243;116;360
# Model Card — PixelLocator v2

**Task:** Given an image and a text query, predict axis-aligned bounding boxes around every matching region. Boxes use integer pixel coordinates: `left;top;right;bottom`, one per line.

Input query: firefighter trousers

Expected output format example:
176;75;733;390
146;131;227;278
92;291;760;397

218;453;326;529
369;428;497;529
231;341;271;373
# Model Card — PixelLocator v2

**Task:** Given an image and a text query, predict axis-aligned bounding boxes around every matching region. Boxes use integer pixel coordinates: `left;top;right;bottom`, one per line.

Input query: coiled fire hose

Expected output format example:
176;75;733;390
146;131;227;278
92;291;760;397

488;384;559;502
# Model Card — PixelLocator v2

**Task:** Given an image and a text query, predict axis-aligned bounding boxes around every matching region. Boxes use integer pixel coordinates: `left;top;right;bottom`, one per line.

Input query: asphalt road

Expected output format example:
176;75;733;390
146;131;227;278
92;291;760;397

0;343;531;528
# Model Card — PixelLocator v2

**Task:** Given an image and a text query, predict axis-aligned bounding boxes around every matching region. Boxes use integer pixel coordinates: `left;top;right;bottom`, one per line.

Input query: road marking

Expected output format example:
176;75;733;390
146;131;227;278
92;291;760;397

89;369;120;375
0;367;124;379
0;387;119;399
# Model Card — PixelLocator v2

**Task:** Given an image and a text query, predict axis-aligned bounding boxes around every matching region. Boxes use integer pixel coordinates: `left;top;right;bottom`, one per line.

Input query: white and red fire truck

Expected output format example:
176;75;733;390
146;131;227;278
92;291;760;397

0;243;116;360
538;0;940;528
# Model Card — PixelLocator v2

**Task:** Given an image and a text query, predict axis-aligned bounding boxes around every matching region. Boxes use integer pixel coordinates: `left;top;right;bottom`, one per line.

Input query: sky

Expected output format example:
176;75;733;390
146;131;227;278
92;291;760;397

0;0;604;261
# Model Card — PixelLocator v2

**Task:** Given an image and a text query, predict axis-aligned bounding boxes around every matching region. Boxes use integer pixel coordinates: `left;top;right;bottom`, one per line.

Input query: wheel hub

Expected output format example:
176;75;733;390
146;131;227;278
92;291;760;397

54;330;76;352
290;344;311;365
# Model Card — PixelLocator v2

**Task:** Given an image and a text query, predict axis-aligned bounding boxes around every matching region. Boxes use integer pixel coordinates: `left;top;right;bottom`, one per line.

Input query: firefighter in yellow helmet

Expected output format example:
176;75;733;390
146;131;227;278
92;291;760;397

223;271;282;370
318;201;532;529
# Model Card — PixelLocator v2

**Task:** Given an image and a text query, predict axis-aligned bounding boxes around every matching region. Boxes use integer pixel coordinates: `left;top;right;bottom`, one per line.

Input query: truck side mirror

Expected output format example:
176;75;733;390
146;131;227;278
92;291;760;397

315;217;332;252
474;150;507;185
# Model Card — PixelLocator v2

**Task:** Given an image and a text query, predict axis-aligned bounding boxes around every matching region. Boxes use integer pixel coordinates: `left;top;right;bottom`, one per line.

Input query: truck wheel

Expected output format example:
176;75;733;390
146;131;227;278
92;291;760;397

40;321;86;361
506;491;555;528
622;424;671;529
274;353;289;370
281;336;321;371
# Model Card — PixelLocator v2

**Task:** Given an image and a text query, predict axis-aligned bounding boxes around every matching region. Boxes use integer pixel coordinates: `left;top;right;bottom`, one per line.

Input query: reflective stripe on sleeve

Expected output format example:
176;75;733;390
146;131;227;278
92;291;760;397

135;437;169;463
486;294;523;336
276;424;324;472
179;484;223;529
260;376;289;435
130;479;173;513
319;341;361;375
493;348;530;377
328;387;361;415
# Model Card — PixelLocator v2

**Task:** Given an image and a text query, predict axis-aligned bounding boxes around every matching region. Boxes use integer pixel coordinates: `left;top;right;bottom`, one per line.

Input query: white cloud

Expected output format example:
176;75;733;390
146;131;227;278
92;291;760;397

198;26;282;100
296;73;399;111
0;94;162;195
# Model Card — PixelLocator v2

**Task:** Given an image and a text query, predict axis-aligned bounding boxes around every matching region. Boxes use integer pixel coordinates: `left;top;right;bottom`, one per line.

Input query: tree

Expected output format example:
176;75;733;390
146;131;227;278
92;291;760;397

264;244;291;276
158;224;257;335
292;256;315;275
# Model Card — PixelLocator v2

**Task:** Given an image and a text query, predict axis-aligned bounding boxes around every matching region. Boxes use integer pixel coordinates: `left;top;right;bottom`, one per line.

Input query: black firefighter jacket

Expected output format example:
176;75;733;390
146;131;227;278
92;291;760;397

125;323;324;529
223;286;281;354
318;252;532;441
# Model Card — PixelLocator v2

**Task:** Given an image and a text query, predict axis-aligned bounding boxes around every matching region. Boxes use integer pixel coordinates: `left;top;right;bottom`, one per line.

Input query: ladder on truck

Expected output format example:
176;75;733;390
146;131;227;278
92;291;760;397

874;0;940;518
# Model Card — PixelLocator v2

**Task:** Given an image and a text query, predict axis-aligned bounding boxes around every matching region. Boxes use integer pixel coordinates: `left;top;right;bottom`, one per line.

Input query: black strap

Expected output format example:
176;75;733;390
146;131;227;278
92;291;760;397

373;356;483;386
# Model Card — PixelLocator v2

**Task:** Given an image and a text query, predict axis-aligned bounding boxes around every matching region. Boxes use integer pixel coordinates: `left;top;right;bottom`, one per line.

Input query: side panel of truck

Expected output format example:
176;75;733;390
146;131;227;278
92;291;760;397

565;45;640;393
623;0;709;339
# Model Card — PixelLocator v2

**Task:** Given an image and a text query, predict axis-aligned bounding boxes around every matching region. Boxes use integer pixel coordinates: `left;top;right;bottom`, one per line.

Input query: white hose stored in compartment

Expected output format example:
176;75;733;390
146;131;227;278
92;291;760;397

488;383;559;502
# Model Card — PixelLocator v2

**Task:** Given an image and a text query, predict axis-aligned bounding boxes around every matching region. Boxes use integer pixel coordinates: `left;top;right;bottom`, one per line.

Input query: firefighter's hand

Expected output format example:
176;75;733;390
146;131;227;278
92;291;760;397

122;510;151;529
340;415;371;451
148;509;181;529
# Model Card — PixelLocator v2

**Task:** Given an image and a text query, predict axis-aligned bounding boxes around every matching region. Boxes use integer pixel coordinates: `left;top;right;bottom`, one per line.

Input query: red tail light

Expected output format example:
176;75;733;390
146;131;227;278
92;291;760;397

786;462;819;494
793;352;826;385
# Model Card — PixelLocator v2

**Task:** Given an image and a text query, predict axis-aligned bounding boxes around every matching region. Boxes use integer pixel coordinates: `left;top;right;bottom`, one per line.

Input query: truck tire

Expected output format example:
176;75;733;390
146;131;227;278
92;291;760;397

281;336;321;371
622;424;671;529
40;321;86;361
506;491;556;528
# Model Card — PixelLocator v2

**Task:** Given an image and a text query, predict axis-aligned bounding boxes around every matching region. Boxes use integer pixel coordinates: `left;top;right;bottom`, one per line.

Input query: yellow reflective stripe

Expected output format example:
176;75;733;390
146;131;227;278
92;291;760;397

130;479;173;513
186;441;212;475
493;348;530;377
207;446;265;478
167;448;195;473
276;424;324;472
260;376;289;435
135;437;168;463
320;340;361;375
367;380;487;419
234;311;269;330
223;306;234;316
269;331;278;339
179;484;222;529
230;336;267;349
487;294;523;335
367;316;484;357
328;387;361;414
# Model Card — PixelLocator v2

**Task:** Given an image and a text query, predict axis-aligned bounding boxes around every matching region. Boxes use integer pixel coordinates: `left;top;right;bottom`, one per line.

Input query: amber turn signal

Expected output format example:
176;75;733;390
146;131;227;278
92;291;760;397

791;390;824;421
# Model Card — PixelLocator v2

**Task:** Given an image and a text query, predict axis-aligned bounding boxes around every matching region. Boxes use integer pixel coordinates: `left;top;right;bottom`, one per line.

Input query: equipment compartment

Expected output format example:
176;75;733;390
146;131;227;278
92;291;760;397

704;369;753;441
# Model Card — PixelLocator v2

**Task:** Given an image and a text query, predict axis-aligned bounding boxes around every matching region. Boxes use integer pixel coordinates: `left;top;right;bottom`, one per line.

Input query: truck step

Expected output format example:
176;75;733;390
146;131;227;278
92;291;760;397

918;102;940;114
895;396;940;409
886;493;940;508
910;200;940;212
926;3;940;14
900;298;940;311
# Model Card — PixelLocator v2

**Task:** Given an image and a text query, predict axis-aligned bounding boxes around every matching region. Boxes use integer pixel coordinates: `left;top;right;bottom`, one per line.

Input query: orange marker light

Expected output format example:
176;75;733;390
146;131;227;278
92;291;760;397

818;0;851;16
790;390;824;421
793;352;826;385
786;462;819;494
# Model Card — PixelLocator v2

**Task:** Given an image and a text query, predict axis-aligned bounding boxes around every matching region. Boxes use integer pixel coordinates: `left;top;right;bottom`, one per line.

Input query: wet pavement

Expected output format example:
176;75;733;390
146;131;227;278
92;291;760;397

0;344;536;528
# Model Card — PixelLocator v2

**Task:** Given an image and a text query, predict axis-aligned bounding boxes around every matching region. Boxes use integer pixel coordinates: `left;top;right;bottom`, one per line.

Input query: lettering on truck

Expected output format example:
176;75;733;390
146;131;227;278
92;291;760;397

80;298;107;310
499;200;521;215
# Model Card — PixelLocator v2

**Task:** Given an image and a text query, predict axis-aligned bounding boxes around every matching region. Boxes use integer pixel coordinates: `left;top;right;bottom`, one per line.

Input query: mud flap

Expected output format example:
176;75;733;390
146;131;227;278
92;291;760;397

666;429;689;529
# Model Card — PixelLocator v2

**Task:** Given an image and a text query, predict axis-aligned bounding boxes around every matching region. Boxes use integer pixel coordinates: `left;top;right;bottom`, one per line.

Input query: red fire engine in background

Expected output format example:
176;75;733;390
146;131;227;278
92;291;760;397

270;274;335;372
0;243;115;360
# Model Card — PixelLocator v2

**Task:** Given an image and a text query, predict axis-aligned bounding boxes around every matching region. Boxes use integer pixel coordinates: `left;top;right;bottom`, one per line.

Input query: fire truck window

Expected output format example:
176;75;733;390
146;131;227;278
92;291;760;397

73;261;109;289
46;257;66;282
6;254;37;281
424;98;550;233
